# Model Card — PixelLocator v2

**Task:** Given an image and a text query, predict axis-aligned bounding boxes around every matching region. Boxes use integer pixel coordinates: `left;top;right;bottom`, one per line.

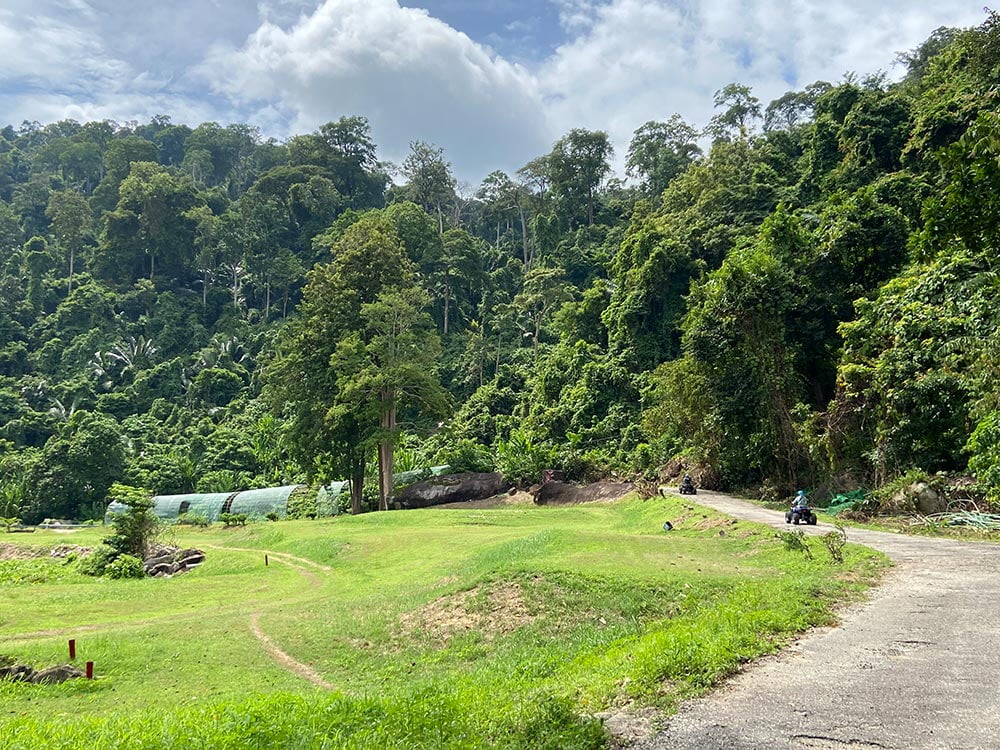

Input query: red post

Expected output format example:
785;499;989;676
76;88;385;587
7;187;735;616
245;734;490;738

265;554;269;566
85;661;94;679
68;639;76;660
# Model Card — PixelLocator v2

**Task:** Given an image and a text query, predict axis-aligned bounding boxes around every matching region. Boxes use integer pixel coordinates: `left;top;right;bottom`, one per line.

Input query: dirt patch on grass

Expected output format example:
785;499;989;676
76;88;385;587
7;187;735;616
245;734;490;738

534;480;635;506
0;544;92;561
433;491;535;509
398;580;535;645
249;612;335;690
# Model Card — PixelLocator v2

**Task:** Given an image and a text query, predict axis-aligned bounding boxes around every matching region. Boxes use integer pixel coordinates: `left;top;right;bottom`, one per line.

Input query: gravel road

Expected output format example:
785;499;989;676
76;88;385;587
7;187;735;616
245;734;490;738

637;490;1000;750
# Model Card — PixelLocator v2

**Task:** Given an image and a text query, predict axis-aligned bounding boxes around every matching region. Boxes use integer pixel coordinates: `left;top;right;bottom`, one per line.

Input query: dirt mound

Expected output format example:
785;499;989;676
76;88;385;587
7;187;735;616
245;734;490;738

434;490;535;509
397;581;534;645
0;544;92;561
533;480;635;505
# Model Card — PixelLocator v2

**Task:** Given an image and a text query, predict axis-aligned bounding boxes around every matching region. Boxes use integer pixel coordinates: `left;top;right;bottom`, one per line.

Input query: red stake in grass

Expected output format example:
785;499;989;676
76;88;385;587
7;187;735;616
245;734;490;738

68;639;76;660
85;661;94;680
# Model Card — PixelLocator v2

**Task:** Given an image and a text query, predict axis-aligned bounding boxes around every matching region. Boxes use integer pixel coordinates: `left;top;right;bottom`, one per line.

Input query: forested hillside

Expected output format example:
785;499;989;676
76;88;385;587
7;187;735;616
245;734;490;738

2;16;1000;522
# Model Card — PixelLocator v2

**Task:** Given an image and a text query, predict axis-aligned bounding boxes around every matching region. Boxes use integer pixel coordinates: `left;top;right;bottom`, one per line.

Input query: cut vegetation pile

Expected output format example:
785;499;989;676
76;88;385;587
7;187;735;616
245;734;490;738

0;496;886;749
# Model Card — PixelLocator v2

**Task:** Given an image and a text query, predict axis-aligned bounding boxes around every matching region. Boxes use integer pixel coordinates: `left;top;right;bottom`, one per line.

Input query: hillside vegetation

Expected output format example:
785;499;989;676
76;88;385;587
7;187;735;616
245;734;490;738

2;16;1000;519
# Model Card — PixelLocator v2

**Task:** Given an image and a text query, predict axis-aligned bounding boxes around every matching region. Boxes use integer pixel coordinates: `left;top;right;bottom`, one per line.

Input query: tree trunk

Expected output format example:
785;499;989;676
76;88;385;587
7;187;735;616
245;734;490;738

377;390;397;511
264;280;271;322
350;454;364;515
68;249;74;295
149;253;155;282
203;270;209;307
588;188;594;226
436;204;444;235
283;288;289;318
233;267;239;310
443;282;450;335
518;205;531;270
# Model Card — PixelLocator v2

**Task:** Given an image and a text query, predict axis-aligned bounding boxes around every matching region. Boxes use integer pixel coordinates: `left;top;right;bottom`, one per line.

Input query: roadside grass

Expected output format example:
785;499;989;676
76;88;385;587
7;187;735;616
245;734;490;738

0;496;887;749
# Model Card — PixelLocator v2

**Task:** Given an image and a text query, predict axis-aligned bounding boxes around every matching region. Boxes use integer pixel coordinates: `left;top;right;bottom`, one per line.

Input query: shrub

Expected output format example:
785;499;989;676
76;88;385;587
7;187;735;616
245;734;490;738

0;516;21;532
265;512;279;522
496;430;556;484
105;484;159;557
776;529;813;560
821;525;848;564
177;510;210;527
78;544;120;577
220;513;248;527
105;554;146;579
432;438;494;473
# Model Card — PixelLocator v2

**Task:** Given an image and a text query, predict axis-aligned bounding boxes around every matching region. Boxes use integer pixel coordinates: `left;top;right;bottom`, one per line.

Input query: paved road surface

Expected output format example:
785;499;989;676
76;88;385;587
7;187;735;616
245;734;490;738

637;490;1000;750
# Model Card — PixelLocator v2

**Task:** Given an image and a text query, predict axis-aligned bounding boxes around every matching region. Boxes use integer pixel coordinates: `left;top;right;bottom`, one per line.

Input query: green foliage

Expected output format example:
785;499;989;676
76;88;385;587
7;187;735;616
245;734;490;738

776;529;813;560
0;18;999;522
0;516;21;532
105;484;158;558
432;438;495;474
77;543;119;577
105;554;146;579
496;429;556;484
968;412;1000;506
820;525;848;564
176;511;210;527
219;513;249;527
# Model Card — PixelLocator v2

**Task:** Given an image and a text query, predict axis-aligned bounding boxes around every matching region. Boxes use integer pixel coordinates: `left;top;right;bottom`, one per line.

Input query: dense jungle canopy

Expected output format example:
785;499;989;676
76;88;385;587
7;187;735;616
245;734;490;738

2;15;1000;522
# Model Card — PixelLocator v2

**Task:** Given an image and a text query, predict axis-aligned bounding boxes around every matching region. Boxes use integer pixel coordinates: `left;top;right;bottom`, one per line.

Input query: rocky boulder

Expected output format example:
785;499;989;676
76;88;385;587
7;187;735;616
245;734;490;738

890;481;947;515
143;546;206;577
396;473;510;509
0;663;84;684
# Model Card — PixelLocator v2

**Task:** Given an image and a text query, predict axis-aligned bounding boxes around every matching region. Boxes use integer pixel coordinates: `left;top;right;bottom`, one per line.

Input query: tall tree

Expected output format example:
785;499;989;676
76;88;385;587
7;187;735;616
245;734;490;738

401;141;457;233
46;189;92;293
547;129;613;227
626;115;701;198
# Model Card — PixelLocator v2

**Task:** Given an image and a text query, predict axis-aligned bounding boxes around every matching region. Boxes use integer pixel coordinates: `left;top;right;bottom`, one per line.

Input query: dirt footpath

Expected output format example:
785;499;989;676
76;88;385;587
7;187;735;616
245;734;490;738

637;490;1000;750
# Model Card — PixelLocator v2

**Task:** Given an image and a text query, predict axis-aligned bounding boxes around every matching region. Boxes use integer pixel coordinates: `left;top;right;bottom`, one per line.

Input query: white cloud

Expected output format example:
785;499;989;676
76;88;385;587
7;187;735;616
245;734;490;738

539;0;987;171
0;0;991;183
201;0;555;179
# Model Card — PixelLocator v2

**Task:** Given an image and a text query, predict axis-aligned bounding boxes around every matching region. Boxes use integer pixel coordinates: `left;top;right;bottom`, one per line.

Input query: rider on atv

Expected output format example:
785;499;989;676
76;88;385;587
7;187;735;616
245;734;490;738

793;490;808;510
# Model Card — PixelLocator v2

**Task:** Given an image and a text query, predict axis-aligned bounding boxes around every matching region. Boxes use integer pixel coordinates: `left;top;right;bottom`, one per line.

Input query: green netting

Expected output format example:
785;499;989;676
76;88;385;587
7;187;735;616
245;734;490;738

317;482;348;516
156;492;234;522
229;486;303;518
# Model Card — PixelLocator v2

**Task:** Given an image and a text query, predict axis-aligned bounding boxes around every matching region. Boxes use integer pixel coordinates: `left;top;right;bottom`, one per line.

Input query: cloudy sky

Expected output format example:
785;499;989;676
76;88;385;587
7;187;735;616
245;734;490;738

0;0;988;182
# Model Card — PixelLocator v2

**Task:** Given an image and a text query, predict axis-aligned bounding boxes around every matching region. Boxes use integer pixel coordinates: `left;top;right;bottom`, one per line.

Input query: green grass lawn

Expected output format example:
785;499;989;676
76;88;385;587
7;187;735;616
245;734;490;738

0;496;887;749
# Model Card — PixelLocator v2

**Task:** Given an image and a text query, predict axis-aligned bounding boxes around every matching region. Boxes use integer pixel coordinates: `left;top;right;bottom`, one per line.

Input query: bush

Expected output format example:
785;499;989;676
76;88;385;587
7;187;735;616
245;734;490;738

105;484;159;557
265;512;279;522
220;513;248;527
496;430;556;485
177;511;210;527
105;554;146;579
0;516;22;532
432;438;494;473
968;411;1000;506
78;544;120;577
820;525;848;564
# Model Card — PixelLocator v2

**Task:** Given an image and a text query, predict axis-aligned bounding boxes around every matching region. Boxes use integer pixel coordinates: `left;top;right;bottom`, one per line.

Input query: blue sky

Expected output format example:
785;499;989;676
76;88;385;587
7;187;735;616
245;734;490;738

400;0;567;61
0;0;989;183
